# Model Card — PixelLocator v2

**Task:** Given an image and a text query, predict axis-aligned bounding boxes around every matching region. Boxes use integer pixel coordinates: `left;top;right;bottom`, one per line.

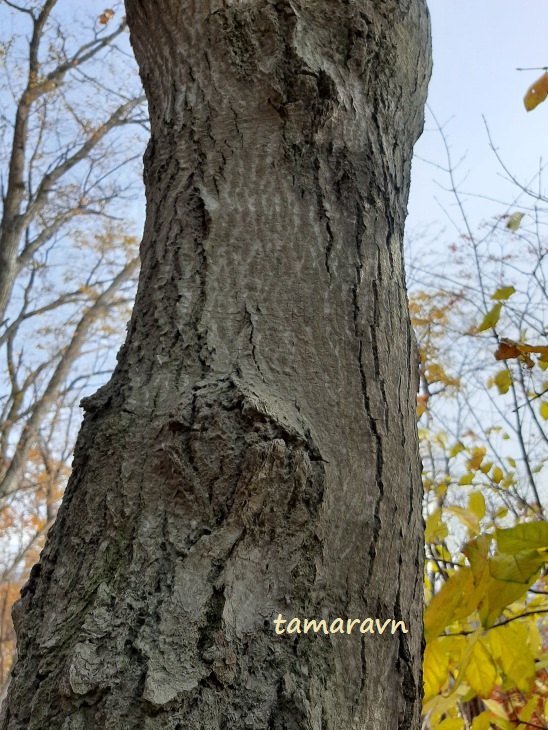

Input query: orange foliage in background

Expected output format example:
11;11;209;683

0;447;67;690
0;0;145;696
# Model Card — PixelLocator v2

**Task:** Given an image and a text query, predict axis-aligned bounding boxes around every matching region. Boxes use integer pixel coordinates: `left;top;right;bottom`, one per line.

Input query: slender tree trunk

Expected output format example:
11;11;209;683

1;1;431;728
0;257;139;506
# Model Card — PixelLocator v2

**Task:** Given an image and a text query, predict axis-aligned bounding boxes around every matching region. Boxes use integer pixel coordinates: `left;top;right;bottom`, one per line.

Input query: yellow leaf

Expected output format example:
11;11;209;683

445;506;480;536
524;71;548;111
459;473;474;486
477;303;502;332
502;473;516;488
467;447;486;471
422;684;470;722
471;712;491;730
449;441;465;458
437;720;464;730
464;534;491;581
507;457;516;468
526;620;541;656
464;638;497;697
516;696;540;725
536;656;548;670
436;546;453;564
488;623;536;694
425;510;449;543
435;481;448;497
483;699;513;727
434;432;447;447
424;568;481;641
540;401;548;419
491;285;516;299
423;638;451;702
468;492;485;521
490;369;512;395
491;466;503;484
451;630;481;693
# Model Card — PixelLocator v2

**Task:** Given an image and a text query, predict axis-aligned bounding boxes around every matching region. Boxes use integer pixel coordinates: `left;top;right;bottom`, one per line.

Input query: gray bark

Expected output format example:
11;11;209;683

1;1;431;728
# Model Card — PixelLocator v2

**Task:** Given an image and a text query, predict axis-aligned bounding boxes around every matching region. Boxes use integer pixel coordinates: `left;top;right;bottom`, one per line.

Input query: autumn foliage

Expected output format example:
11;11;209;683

0;0;146;698
1;3;548;724
524;71;548;112
413;197;548;727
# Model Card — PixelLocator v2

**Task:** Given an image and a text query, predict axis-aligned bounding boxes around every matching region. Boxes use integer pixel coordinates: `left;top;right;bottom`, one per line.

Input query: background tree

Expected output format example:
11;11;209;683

0;0;146;695
0;1;431;728
410;121;548;729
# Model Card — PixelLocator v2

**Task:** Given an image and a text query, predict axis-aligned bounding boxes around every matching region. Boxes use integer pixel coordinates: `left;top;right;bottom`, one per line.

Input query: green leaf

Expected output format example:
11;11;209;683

497;522;548;553
540;401;548;420
505;212;524;231
491;285;516;300
481;578;539;628
477;303;502;332
489;550;544;583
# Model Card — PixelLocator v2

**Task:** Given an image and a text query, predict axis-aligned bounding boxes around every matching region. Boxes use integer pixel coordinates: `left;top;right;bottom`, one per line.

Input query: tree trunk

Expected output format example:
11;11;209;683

1;1;431;728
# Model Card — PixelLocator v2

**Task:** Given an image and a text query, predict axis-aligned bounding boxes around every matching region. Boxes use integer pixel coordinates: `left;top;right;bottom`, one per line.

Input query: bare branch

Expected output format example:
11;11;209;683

0;256;139;504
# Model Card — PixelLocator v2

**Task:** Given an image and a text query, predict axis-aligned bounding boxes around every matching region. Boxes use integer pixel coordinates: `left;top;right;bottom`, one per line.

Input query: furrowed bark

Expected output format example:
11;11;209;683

1;2;431;728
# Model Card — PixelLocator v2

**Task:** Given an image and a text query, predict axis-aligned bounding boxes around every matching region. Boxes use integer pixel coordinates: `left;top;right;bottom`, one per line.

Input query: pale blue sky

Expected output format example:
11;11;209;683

408;0;548;235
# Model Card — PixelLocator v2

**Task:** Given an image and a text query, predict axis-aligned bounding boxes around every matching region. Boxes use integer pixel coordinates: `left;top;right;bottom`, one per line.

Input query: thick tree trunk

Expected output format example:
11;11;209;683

1;2;431;728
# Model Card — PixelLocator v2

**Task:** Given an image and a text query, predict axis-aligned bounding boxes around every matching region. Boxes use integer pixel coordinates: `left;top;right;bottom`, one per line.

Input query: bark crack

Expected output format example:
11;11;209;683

244;302;263;377
312;157;334;280
351;193;385;580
